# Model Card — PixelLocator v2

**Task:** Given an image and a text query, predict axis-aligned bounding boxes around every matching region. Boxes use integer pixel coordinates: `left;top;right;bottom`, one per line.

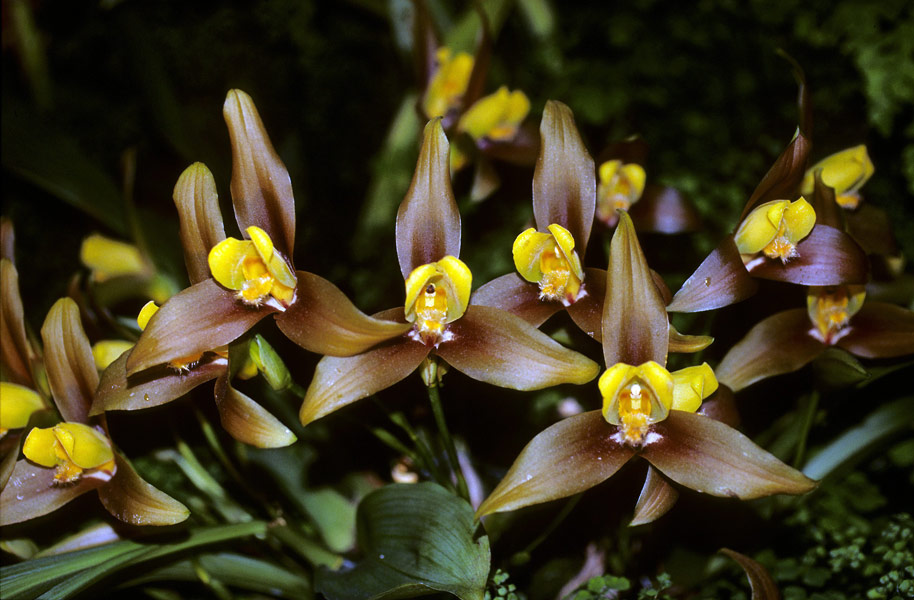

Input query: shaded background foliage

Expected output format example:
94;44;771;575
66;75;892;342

2;0;913;598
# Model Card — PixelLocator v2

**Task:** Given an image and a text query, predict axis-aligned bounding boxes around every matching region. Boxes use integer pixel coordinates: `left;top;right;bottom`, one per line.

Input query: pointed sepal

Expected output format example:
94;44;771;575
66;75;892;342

173;162;227;285
214;374;297;448
667;235;758;313
41;298;98;424
97;452;190;525
630;466;679;526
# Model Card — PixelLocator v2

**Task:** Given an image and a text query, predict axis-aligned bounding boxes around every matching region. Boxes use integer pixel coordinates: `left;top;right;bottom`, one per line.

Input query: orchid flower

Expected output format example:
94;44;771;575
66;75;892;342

716;283;914;392
472;102;710;354
123;90;408;382
476;212;815;521
596;159;646;227
298;119;599;425
0;298;188;526
667;80;868;314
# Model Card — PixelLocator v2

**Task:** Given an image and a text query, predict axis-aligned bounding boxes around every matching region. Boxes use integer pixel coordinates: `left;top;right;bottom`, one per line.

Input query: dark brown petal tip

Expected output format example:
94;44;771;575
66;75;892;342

97;452;190;525
223;89;296;257
395;118;461;278
300;336;431;426
1;259;36;387
643;411;816;498
719;547;780;600
716;309;824;392
276;271;411;356
630;466;679;526
837;302;914;359
533;100;596;257
667;235;757;313
476;410;635;517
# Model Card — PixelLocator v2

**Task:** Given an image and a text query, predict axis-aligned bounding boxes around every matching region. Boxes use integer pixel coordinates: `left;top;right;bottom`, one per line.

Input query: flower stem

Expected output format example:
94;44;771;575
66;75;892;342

427;383;470;503
793;390;819;468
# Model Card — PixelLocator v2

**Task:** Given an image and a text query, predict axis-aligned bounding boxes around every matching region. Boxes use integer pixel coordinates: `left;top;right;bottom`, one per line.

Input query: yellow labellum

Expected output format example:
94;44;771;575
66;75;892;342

458;86;531;141
807;285;866;344
0;382;44;434
23;422;115;484
671;362;718;413
80;234;148;281
208;226;296;307
596;160;646;225
600;361;673;445
404;256;472;346
512;223;585;305
423;48;474;119
734;198;816;262
801;145;874;209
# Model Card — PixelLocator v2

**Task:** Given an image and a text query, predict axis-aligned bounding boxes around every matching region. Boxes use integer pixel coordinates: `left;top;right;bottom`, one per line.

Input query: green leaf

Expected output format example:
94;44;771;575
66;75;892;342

803;396;914;481
122;552;312;599
317;482;490;600
300;488;357;554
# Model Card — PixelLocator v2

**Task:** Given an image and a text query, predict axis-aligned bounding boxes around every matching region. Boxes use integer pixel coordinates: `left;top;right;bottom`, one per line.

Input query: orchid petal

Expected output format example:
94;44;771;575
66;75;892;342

436;305;599;390
567;267;607;340
97;452;190;525
91;350;225;414
300;336;431;425
173;162;227;285
126;279;274;375
41;298;98;424
0;459;105;525
748;224;868;286
668;324;714;353
0;217;13;262
214;373;297;447
470;273;562;327
719;548;781;600
716;309;824;391
395;119;460;278
1;259;36;387
476;410;635;517
223;89;296;257
667;235;757;312
0;383;44;430
630;467;679;526
629;185;701;234
602;211;669;366
741;129;811;221
836;302;914;358
697;385;740;427
533;101;596;257
643;411;816;498
276;271;410;356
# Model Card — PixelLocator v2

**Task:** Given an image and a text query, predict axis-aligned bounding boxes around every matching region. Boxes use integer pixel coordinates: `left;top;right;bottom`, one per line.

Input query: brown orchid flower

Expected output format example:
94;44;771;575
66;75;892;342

668;65;868;314
298;118;599;425
0;298;188;526
472;101;710;355
112;91;408;435
715;282;914;392
475;211;815;521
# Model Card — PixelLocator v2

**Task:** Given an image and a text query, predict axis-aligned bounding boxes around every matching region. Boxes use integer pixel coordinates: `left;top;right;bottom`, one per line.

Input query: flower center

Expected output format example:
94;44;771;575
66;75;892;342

208;227;298;310
596;160;646;226
538;242;582;305
616;379;657;445
761;218;800;262
735;198;816;265
807;285;865;344
404;256;472;348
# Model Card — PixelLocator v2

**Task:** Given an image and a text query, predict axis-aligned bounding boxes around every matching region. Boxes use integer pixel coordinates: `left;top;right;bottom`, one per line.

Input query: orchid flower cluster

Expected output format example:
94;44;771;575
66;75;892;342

1;71;912;596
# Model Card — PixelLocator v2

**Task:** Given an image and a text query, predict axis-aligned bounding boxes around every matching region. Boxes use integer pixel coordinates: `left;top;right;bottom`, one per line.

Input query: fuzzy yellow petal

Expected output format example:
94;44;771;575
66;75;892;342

671;363;718;413
782;196;816;243
80;234;147;280
23;427;59;467
512;228;552;283
801;145;874;196
52;423;114;469
136;301;159;331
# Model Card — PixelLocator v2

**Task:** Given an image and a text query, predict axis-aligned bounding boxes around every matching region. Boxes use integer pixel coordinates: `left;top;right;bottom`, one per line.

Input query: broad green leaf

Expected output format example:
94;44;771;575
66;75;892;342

299;488;357;554
317;482;490;600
